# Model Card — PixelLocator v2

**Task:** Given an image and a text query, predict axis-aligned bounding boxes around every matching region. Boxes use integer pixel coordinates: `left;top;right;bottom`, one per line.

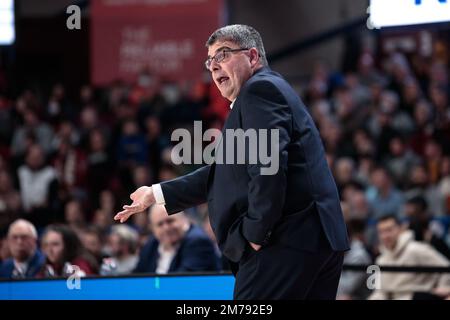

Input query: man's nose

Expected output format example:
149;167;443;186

210;59;220;72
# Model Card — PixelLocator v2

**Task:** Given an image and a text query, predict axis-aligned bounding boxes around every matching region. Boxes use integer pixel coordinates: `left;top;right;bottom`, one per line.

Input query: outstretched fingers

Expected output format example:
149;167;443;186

114;208;133;223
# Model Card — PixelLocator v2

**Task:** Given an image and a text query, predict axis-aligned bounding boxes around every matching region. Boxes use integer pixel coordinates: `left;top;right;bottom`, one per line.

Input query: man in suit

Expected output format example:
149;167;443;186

0;219;45;279
134;204;220;274
115;24;349;299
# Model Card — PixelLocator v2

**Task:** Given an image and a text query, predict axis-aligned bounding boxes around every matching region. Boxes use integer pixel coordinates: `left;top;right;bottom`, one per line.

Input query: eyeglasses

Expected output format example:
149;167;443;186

205;48;249;70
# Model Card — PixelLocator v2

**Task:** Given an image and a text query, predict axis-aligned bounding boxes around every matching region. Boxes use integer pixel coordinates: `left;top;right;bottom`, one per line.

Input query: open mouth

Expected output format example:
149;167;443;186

217;76;229;85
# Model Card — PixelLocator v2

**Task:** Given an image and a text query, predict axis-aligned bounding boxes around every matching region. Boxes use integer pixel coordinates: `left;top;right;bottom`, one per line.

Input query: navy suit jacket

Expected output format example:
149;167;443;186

0;250;45;278
161;67;349;263
134;224;220;273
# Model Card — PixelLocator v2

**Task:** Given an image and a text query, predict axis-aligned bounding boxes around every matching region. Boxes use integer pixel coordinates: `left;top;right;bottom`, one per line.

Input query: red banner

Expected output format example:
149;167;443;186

91;0;223;86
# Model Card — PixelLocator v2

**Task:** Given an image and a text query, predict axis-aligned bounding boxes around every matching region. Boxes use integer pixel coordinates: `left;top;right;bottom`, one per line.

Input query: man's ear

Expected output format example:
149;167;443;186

249;48;260;67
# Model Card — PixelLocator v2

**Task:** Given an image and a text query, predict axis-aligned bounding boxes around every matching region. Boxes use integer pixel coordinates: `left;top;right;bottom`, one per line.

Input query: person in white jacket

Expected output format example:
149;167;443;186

369;214;450;300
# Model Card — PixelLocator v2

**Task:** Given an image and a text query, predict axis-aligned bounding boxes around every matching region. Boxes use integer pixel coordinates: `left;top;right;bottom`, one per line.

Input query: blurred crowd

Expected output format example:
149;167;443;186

0;33;450;299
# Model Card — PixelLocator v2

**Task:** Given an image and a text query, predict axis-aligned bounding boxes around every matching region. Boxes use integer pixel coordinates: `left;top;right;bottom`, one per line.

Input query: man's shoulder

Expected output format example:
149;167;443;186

0;258;14;276
185;225;210;241
242;67;296;102
245;68;286;90
182;225;214;248
406;240;448;262
30;250;46;267
141;236;159;253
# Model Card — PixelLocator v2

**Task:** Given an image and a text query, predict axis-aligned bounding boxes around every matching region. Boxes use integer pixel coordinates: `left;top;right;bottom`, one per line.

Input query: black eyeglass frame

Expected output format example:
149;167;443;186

204;48;250;70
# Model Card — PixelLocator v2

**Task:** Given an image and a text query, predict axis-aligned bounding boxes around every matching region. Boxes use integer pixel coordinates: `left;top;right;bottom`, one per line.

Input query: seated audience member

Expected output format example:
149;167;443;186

64;199;87;236
369;215;450;300
37;224;98;277
0;219;45;278
134;204;220;274
17;144;58;228
101;224;139;275
366;167;404;220
404;196;450;260
79;225;107;270
337;219;372;300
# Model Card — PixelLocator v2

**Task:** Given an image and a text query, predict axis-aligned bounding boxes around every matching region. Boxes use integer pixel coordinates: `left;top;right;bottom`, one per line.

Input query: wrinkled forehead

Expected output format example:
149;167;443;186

207;40;239;57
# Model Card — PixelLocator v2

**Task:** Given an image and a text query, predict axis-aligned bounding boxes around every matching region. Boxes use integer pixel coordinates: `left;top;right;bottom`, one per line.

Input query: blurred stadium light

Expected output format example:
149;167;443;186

0;0;15;45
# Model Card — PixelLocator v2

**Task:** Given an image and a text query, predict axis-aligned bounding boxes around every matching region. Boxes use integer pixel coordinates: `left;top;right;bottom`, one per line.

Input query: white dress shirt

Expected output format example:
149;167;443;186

155;244;178;274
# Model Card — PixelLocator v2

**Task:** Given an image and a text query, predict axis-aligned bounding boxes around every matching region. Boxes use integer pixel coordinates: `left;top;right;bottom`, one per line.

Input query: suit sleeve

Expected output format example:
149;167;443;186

160;165;210;214
239;80;292;245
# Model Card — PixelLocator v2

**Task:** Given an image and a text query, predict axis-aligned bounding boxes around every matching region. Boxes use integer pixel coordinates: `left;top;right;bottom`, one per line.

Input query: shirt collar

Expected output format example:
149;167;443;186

158;243;179;256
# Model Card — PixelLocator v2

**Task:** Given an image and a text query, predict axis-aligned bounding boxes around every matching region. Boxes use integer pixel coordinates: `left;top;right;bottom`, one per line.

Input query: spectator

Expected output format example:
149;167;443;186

333;83;368;143
334;157;356;195
17;144;58;228
337;219;372;300
78;106;109;151
85;130;114;207
438;156;450;215
0;169;22;230
50;120;80;153
79;85;96;108
366;167;404;219
369;215;450;300
64;199;87;236
79;225;108;271
91;190;116;233
352;129;376;162
354;154;376;187
405;164;446;216
37;224;98;277
405;196;450;260
369;107;401;162
130;165;153;197
429;83;450;131
50;120;86;191
134;204;220;274
45;83;76;125
423;139;444;185
0;219;45;279
400;77;423;115
410;99;434;156
320;117;344;157
384;135;421;188
117;119;148;167
158;163;181;182
11;108;54;157
143;115;169;179
102;225;139;275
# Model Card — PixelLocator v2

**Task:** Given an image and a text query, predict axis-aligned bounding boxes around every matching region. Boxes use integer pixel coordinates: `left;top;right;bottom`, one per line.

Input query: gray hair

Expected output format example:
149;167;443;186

110;225;139;253
8;219;38;239
206;24;268;67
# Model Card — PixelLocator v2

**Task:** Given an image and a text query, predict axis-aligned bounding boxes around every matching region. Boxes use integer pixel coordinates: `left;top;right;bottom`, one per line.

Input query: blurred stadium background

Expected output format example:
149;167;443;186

0;0;450;300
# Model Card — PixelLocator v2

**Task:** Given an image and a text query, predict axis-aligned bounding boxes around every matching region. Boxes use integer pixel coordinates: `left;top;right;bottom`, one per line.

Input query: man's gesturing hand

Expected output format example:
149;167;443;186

114;186;155;223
